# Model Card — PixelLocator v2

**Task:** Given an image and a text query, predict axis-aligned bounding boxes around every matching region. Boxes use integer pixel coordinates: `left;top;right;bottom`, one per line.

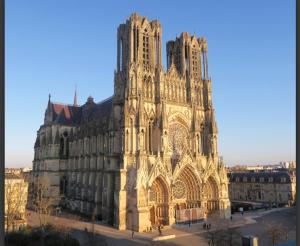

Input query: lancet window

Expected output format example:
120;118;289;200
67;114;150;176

143;29;149;66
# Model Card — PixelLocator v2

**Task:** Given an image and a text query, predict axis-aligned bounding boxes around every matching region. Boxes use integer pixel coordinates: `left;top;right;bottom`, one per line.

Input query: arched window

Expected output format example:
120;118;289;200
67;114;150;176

155;33;160;66
192;49;199;79
60;176;68;195
66;137;69;157
130;118;134;153
133;27;136;62
148;76;152;98
126;129;129;152
143;76;147;97
133;26;138;62
143;29;150;66
59;137;64;158
201;49;208;80
185;44;189;74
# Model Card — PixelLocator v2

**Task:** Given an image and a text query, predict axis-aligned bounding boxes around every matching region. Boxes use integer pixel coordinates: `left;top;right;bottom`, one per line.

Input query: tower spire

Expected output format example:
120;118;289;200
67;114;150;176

47;93;51;108
74;84;78;106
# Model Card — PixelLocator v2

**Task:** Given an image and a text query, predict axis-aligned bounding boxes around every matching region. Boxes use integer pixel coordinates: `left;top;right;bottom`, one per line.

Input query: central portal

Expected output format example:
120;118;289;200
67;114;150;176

149;176;169;225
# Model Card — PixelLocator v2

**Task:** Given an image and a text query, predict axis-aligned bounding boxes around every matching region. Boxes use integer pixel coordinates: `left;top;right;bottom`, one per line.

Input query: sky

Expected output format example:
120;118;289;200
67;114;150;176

5;0;295;167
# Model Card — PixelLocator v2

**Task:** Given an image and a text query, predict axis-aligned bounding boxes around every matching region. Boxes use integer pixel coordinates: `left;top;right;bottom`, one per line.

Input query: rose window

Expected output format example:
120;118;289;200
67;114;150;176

168;123;187;160
173;180;186;199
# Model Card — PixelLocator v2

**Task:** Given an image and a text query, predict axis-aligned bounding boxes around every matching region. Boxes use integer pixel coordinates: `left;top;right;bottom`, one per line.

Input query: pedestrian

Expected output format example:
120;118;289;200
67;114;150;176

188;220;191;227
131;230;134;239
230;215;233;221
203;223;206;229
158;224;162;236
242;211;244;216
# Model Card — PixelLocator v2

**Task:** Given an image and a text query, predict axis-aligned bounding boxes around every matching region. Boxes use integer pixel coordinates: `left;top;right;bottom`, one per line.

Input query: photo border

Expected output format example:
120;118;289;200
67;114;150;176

0;0;4;244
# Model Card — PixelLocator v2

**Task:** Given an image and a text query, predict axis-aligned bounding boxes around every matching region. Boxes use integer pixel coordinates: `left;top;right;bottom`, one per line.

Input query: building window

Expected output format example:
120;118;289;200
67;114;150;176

60;176;68;195
258;191;262;200
243;177;247;182
235;177;240;182
59;137;64;158
280;177;286;183
176;49;181;72
251;177;256;183
268;177;273;183
192;49;199;79
259;177;264;182
143;31;149;66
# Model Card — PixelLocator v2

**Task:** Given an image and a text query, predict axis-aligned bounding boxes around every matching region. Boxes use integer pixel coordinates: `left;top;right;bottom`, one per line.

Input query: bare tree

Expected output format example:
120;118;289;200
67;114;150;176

263;220;288;246
32;176;54;227
204;212;241;246
204;212;227;245
5;179;27;231
226;228;241;245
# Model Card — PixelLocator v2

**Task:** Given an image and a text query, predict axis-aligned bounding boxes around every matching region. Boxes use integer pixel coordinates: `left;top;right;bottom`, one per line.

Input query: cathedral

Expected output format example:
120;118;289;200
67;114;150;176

31;13;231;232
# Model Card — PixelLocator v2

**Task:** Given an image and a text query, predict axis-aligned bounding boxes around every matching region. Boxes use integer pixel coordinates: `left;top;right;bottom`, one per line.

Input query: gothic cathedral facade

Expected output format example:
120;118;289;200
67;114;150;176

31;13;231;232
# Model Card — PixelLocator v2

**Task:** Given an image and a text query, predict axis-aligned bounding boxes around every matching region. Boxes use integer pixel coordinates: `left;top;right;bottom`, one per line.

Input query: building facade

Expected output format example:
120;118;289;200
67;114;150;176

5;173;29;231
228;169;296;207
31;13;230;231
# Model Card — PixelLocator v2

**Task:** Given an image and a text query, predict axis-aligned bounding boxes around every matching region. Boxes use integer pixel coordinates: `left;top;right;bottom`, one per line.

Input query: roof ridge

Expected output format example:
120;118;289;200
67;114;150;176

96;96;113;105
52;101;80;107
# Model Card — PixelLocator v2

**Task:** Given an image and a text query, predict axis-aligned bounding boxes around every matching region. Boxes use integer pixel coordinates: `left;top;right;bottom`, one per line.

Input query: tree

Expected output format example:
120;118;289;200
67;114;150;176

218;226;242;246
32;176;54;228
204;212;226;245
263;220;289;246
5;178;28;231
204;212;242;246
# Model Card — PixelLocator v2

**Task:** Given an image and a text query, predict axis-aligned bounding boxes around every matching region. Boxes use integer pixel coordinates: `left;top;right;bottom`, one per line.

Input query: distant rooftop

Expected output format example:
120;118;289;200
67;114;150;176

5;173;22;180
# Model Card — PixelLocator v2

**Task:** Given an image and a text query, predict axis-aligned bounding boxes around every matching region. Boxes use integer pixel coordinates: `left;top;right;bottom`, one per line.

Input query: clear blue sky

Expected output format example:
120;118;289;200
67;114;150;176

5;0;295;167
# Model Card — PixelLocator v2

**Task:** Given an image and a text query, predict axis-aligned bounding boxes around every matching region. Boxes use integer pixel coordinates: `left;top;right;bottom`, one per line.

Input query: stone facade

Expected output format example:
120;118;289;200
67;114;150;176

228;169;296;206
31;13;230;232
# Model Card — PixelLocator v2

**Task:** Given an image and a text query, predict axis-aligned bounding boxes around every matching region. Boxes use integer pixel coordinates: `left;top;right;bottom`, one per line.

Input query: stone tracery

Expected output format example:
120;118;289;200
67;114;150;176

172;180;186;199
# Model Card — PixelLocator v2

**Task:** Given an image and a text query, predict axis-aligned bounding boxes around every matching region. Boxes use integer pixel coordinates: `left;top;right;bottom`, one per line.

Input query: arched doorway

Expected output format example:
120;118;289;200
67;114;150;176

204;176;219;213
148;176;169;225
173;165;201;208
173;165;203;223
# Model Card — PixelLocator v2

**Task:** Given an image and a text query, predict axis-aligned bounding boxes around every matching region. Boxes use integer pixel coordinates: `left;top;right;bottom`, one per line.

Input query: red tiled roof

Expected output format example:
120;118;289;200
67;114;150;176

45;96;112;126
53;104;71;119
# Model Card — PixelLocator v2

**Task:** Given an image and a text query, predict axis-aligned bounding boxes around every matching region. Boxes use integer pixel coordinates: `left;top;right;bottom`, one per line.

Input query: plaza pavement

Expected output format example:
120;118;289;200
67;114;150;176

26;206;295;246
